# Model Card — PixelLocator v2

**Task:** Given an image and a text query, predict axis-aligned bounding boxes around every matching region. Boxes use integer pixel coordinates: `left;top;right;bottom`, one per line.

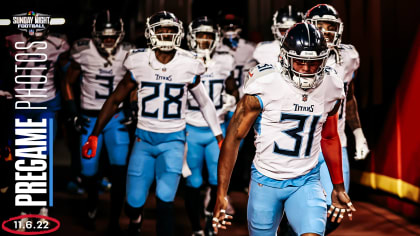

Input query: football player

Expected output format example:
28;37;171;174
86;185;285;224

184;16;238;236
212;23;356;236
81;11;223;236
5;13;69;228
252;5;302;65
218;12;255;105
62;10;132;233
304;4;369;234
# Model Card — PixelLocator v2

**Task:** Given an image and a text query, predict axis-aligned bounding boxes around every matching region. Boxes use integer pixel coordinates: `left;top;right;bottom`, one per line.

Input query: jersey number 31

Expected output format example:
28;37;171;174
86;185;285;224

273;113;320;157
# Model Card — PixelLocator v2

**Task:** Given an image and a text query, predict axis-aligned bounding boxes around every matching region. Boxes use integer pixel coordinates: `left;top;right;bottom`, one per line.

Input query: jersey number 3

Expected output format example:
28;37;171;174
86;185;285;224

273;113;320;157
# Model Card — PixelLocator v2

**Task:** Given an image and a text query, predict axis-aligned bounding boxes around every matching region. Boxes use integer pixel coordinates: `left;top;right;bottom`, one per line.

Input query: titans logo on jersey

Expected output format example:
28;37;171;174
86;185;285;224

5;33;69;103
186;51;235;126
244;64;345;180
70;39;133;111
124;49;206;133
327;44;360;147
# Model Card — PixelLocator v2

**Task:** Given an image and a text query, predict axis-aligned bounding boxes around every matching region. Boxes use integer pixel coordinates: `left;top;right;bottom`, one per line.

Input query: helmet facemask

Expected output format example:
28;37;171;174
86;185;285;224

271;6;302;41
306;17;343;48
188;23;220;62
92;15;125;59
221;24;241;48
145;19;184;51
281;48;329;90
271;20;296;41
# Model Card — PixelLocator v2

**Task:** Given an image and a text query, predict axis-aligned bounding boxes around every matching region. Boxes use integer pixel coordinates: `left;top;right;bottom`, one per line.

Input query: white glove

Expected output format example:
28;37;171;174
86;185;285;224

353;128;369;160
221;92;237;114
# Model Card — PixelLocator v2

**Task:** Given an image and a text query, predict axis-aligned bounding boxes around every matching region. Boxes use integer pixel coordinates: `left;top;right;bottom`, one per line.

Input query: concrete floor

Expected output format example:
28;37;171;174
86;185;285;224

4;136;418;236
45;188;420;236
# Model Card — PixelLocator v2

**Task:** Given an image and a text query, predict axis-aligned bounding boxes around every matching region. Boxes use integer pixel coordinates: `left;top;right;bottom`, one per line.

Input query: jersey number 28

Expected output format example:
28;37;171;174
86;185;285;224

141;82;184;119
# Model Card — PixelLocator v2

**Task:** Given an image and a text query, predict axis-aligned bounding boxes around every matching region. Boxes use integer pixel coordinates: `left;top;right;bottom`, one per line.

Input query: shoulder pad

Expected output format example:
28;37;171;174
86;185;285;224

130;48;146;54
48;33;67;41
244;63;276;86
244;39;256;46
338;44;354;50
71;38;90;54
121;42;134;51
258;41;272;46
176;48;197;59
215;49;234;58
76;39;90;47
215;50;230;55
324;66;337;75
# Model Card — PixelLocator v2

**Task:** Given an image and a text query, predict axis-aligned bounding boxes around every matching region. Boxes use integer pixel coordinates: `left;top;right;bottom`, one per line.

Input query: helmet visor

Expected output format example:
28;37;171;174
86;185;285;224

291;57;324;76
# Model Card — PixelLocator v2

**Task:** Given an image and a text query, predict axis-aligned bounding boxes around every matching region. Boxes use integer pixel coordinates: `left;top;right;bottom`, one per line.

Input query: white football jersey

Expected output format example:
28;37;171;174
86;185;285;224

245;64;345;180
6;33;69;103
71;39;132;110
218;38;255;97
327;44;360;147
124;49;206;133
186;51;235;126
252;40;281;65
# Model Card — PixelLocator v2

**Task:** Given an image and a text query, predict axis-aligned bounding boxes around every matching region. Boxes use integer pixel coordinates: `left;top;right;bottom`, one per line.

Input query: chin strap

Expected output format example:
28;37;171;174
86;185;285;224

331;47;343;65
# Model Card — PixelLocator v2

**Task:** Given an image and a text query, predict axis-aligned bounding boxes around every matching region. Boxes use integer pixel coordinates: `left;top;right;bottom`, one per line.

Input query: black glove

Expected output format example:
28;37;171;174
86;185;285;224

64;100;89;134
120;101;138;126
68;115;89;134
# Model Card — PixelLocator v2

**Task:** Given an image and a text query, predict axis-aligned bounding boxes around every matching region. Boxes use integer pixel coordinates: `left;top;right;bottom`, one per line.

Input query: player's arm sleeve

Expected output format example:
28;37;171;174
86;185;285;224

321;102;343;185
189;80;223;136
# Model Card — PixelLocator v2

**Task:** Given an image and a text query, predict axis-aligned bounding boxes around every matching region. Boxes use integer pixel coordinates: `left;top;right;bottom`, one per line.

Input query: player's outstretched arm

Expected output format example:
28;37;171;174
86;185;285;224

82;72;137;158
345;81;369;160
321;101;356;223
189;76;224;143
213;95;261;233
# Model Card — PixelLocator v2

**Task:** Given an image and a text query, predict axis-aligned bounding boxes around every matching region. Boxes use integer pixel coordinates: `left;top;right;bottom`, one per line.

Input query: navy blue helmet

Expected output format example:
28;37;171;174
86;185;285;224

280;22;329;89
305;4;343;47
271;5;302;41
